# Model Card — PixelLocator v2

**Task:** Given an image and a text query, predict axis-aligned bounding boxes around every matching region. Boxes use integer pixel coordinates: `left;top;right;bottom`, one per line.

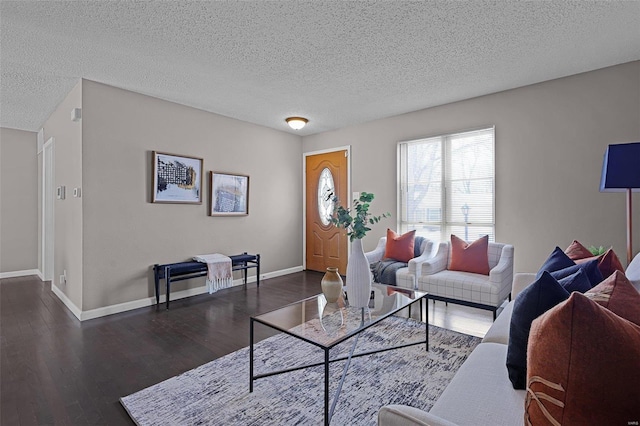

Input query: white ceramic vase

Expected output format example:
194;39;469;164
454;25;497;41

346;238;372;308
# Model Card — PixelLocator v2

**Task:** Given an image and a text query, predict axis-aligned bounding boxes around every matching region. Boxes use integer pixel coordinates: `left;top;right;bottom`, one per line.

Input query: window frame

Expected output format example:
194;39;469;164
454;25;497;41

397;126;496;243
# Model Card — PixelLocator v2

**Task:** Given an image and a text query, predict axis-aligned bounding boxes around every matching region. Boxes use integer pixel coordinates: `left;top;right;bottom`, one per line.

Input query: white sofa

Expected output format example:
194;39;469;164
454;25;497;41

366;237;434;289
379;253;640;426
378;273;533;426
417;241;514;319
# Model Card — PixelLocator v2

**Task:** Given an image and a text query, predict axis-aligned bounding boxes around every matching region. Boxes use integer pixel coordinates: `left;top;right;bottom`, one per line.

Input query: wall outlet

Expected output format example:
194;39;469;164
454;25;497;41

59;269;67;285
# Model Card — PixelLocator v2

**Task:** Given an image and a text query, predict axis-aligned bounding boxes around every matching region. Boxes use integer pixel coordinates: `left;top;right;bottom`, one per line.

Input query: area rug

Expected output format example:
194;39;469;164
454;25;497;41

121;317;480;425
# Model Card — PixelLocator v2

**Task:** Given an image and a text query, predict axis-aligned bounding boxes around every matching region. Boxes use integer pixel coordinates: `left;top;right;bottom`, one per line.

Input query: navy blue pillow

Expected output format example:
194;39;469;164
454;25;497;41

550;259;603;288
535;247;575;279
506;271;570;389
557;269;592;293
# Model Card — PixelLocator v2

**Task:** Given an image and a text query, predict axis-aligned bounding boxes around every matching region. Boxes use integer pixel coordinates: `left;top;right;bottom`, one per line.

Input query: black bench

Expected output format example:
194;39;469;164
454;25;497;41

153;253;260;309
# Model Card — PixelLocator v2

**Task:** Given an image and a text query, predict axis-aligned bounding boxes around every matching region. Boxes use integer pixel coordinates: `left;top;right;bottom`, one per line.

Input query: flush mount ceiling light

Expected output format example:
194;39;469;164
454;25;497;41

285;116;308;130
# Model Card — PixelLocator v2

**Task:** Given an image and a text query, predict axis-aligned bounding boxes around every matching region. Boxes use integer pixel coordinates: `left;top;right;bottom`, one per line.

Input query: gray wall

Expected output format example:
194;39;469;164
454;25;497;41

0;127;38;273
303;61;640;273
42;81;84;308
5;61;639;314
80;80;303;310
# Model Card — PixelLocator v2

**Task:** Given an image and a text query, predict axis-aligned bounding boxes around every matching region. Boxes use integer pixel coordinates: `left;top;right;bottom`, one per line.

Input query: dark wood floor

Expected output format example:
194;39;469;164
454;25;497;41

0;271;493;425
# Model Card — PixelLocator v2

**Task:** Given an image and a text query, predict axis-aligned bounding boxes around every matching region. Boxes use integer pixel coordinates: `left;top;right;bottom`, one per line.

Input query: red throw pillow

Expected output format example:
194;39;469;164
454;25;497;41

526;293;640;425
575;248;624;279
448;234;490;275
584;270;640;325
564;240;592;260
384;229;416;263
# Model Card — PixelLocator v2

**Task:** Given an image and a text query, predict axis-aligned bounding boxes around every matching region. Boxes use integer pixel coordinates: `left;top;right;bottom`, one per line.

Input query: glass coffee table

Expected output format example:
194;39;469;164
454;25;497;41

249;283;428;425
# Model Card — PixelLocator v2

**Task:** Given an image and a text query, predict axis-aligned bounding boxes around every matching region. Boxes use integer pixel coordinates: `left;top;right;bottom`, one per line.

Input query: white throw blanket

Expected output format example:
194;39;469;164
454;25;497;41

193;254;233;294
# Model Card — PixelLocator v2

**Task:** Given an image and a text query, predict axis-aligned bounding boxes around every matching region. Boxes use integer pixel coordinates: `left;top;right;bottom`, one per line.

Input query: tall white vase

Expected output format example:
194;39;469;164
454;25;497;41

346;238;372;308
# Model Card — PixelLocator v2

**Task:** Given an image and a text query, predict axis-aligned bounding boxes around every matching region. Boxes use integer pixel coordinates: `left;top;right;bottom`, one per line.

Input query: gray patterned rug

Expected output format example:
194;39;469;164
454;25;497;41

121;317;480;425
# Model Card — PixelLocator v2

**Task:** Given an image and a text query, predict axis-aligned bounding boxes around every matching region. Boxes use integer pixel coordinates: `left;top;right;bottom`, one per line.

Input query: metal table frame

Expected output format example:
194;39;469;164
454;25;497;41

249;288;428;425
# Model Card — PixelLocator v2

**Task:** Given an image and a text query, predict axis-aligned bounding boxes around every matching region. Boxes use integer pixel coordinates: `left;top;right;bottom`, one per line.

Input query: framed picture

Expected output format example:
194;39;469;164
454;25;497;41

152;151;203;204
209;172;249;216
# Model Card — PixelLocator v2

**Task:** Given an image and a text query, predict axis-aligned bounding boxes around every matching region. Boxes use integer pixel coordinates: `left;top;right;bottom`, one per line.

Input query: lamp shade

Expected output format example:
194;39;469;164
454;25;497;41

600;142;640;192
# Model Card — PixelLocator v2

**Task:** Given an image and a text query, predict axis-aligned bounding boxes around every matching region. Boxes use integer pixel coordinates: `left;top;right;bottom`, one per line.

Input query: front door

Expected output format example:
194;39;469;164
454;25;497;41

305;149;348;274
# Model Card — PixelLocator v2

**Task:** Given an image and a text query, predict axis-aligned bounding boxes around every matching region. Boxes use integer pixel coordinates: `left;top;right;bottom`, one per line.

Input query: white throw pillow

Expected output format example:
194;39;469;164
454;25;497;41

626;253;640;291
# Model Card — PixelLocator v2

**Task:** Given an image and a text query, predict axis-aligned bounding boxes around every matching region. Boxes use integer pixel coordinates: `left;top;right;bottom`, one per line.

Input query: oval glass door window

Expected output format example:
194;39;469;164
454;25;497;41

317;168;335;226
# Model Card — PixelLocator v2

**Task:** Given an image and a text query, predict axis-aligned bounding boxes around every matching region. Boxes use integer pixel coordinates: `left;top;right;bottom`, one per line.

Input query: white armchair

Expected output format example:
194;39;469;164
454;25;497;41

366;237;434;289
417;241;514;319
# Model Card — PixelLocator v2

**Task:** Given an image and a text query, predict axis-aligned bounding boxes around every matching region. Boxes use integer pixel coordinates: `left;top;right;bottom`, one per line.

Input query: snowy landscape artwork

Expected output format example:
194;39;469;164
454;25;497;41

152;151;203;204
209;172;249;216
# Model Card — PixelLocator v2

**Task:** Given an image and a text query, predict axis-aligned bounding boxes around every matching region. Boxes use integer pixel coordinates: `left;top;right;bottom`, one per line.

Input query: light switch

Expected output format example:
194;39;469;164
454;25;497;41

71;108;82;122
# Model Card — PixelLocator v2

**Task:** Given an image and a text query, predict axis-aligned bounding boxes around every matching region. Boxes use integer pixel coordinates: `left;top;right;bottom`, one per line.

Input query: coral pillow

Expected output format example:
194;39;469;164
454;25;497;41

564;239;593;260
585;270;640;325
526;293;640;425
448;234;490;275
575;248;624;279
384;229;415;263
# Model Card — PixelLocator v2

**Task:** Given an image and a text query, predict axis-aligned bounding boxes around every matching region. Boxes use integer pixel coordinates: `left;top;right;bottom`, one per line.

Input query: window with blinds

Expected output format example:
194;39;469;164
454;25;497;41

398;127;495;243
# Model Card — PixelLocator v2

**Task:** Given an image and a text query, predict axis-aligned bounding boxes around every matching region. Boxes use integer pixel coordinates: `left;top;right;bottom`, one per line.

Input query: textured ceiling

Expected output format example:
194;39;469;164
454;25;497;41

1;1;639;136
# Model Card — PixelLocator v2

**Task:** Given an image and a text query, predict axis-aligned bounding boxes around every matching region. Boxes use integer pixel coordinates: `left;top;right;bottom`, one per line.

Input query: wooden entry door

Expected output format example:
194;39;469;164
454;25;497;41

305;150;348;274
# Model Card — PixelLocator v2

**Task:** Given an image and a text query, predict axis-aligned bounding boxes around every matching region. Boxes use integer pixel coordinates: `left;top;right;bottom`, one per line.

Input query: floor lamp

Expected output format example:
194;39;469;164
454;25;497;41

600;142;640;265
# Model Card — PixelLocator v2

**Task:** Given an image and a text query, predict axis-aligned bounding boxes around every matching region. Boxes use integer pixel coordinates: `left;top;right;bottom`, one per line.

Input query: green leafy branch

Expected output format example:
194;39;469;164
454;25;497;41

329;192;390;241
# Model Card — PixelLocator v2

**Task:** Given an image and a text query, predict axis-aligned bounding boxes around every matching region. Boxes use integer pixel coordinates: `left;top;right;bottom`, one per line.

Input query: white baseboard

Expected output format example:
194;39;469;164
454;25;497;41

259;265;303;280
0;269;40;279
80;285;209;321
75;265;304;321
51;283;83;320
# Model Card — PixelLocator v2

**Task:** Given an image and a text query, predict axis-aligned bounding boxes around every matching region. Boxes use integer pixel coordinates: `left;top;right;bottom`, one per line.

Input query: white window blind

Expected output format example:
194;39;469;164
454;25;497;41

398;127;495;243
